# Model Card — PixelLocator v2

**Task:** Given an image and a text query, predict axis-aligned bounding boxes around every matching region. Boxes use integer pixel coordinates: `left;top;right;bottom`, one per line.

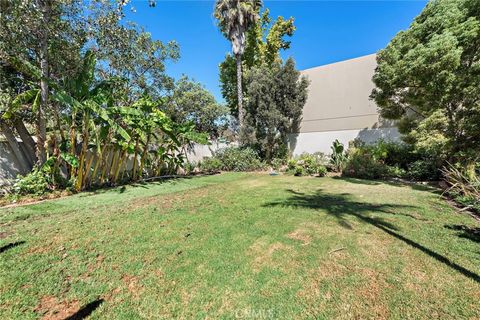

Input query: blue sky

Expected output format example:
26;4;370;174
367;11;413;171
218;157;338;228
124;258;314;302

125;0;428;101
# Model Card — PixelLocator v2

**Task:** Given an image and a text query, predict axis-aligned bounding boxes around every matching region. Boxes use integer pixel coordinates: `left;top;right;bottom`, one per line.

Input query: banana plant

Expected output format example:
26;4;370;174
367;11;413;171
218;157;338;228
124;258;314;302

330;139;347;172
53;51;132;190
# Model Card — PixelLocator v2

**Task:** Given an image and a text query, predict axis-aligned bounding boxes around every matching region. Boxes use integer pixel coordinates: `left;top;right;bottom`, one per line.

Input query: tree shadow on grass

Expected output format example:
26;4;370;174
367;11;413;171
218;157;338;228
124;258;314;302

264;189;480;283
64;299;104;320
0;241;25;254
78;175;199;197
332;176;441;194
444;224;480;243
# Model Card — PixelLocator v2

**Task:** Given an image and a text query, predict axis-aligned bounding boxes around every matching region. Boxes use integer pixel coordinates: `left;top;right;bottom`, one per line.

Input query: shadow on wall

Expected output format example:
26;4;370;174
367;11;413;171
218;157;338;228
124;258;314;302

0;142;31;187
356;125;400;145
286;125;400;156
263;188;480;283
287;132;299;157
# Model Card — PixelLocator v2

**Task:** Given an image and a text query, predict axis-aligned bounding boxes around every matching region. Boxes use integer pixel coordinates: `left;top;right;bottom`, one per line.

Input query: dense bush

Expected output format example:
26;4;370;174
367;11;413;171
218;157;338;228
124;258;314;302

13;168;51;196
199;147;265;172
343;147;389;179
287;153;328;177
407;160;441;181
271;158;286;171
317;165;328;177
199;158;223;173
12;158;71;196
343;139;441;181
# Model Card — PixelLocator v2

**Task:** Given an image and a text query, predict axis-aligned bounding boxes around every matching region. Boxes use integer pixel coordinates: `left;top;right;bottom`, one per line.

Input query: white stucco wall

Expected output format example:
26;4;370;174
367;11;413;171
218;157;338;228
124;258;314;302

289;127;400;156
186;141;237;162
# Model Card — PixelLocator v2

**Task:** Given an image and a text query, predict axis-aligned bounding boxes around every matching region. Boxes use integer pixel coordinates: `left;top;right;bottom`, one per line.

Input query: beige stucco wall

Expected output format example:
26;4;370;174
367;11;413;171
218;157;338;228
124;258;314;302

290;54;399;155
299;54;393;133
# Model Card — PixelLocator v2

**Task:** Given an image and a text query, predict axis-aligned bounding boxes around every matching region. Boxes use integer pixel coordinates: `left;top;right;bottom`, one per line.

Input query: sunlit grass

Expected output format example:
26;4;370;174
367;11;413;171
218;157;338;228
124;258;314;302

0;173;479;319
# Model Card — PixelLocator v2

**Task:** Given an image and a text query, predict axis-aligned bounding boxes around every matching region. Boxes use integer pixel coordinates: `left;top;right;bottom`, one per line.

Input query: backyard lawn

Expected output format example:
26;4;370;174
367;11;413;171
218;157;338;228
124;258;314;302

0;173;479;319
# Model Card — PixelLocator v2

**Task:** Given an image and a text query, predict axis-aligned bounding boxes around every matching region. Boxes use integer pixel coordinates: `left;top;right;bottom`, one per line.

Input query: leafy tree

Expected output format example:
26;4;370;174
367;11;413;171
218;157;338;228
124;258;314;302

243;58;309;160
0;0;179;169
88;5;179;103
371;0;480;175
165;76;229;139
219;8;295;117
214;0;262;130
0;0;86;164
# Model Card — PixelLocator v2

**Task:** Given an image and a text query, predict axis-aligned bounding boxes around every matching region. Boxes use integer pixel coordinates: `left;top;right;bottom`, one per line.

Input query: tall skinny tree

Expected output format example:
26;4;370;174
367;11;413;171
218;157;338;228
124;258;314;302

214;0;261;131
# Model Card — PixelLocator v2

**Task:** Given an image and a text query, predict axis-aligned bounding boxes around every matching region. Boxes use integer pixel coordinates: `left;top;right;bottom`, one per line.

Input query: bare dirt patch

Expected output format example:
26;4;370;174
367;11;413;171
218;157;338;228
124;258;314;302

34;296;80;320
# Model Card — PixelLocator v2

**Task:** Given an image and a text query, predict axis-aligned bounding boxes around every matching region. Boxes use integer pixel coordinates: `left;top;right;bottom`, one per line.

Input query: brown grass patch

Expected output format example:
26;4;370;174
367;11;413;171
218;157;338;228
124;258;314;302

27;235;65;255
122;274;144;299
34;296;80;320
241;178;268;188
352;268;390;319
125;185;213;213
287;228;312;246
296;257;351;314
357;232;392;261
249;239;293;272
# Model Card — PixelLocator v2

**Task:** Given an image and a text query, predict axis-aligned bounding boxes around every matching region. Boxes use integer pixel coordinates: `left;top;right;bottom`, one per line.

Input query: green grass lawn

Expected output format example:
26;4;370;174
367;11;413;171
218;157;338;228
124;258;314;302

0;173;479;319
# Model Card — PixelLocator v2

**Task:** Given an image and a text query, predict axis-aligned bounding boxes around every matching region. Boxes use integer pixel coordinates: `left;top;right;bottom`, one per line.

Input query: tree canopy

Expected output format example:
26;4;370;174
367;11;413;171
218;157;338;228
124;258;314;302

371;0;480;164
165;76;229;139
243;58;309;160
219;7;295;117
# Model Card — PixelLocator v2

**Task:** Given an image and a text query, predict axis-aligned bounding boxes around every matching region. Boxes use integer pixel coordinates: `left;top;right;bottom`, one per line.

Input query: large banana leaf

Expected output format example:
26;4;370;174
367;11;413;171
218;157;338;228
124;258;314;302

4;89;40;119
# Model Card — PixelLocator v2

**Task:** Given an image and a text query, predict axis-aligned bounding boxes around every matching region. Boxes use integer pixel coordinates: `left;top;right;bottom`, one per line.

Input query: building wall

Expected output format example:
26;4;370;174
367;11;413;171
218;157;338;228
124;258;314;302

290;54;400;155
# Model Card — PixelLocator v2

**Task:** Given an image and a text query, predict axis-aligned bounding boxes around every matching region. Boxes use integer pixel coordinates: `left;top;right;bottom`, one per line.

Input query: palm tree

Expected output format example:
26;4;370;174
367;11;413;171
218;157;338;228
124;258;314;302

214;0;261;130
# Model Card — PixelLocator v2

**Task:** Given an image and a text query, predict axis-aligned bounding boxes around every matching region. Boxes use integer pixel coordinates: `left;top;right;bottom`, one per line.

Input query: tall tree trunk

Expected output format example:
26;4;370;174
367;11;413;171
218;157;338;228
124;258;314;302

36;0;50;166
75;113;89;191
132;136;140;181
235;54;244;129
138;134;150;180
52;101;65;144
12;117;36;167
69;111;77;178
0;121;29;174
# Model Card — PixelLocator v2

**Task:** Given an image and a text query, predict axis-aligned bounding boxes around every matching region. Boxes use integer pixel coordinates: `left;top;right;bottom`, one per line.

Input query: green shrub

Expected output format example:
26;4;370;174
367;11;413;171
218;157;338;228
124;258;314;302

317;165;328;177
271;158;286;171
385;165;407;178
294;165;304;176
345;139;441;181
216;147;264;171
12;157;72;196
343;147;388;179
407;160;440;181
200;147;265;172
287;153;328;177
287;159;296;171
199;157;223;173
13;168;51;196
